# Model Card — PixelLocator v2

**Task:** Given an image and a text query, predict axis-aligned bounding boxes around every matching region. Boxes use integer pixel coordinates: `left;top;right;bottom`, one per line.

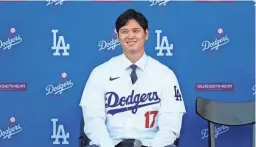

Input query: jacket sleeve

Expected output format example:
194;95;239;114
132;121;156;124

79;67;114;147
152;69;186;147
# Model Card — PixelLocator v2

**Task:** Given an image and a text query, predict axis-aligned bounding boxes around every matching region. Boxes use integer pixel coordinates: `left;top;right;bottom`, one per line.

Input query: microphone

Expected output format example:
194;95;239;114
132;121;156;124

133;139;142;147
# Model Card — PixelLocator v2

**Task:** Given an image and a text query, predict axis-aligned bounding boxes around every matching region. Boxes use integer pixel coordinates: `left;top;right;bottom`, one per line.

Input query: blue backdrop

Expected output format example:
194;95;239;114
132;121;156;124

0;1;255;147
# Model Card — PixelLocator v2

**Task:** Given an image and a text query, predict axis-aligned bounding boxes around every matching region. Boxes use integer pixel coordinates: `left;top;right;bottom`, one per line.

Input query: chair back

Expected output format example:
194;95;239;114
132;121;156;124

196;97;255;147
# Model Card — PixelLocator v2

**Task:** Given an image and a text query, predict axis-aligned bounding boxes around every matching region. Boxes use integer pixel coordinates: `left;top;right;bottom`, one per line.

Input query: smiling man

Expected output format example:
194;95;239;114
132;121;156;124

79;9;186;147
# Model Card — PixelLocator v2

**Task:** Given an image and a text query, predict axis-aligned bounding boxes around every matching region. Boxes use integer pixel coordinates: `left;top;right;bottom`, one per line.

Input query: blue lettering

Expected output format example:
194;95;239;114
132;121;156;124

126;90;134;105
140;93;147;102
105;90;161;115
105;92;119;108
119;96;126;106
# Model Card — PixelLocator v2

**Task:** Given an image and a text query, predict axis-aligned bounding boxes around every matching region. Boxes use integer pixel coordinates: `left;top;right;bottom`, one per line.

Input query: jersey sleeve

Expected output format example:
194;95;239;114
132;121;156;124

79;67;115;147
152;69;186;147
159;69;186;114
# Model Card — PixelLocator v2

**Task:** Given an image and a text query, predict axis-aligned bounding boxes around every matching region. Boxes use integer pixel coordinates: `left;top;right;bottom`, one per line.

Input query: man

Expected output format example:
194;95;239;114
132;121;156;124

79;9;186;147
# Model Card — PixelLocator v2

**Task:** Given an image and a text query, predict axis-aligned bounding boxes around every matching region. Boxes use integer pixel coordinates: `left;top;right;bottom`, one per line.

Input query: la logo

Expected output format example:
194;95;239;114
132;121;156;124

51;29;70;56
51;118;70;144
155;30;173;56
174;86;182;101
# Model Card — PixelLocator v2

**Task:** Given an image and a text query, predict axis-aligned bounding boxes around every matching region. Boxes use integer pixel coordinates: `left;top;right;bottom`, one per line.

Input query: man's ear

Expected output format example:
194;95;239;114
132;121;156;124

145;29;149;40
114;29;119;40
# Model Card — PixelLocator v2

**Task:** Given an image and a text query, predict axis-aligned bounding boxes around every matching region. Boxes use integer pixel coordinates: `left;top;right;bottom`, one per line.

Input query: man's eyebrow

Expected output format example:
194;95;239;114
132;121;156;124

120;28;141;30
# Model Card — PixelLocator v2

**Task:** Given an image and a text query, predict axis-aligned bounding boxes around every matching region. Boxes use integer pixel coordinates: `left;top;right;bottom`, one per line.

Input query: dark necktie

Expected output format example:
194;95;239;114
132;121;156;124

130;64;138;84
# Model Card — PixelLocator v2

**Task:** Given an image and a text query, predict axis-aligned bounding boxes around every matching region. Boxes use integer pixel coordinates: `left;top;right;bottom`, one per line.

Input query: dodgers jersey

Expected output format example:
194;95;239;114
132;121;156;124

79;53;186;147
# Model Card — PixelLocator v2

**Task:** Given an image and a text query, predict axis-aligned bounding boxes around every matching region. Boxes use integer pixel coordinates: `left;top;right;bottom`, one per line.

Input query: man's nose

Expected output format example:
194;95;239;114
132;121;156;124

127;32;135;39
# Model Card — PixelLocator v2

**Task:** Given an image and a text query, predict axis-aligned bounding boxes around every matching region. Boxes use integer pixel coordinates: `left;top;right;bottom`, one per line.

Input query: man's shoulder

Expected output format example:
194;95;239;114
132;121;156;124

91;54;122;73
147;56;174;75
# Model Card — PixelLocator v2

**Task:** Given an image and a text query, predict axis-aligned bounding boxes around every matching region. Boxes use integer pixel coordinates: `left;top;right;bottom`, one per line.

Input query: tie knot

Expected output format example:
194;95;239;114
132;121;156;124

130;64;137;71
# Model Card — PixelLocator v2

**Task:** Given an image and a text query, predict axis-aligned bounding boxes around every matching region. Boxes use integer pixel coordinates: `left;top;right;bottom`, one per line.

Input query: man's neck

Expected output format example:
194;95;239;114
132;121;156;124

124;50;144;63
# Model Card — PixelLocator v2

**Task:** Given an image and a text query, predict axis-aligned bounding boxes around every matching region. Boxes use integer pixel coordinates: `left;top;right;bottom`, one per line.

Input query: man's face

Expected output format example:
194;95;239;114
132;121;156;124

117;19;149;54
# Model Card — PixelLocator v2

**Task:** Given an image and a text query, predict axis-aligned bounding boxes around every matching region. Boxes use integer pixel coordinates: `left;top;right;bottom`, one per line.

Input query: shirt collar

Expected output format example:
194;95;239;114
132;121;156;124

121;52;148;71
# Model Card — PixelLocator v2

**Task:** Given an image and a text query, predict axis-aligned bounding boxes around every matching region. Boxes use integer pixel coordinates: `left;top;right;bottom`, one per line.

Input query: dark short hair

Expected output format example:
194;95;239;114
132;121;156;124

115;9;148;33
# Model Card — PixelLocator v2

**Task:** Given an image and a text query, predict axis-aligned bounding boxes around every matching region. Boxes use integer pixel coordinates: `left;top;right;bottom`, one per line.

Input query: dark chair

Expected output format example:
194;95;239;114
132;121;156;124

173;138;179;146
79;117;180;147
196;97;255;147
79;117;90;147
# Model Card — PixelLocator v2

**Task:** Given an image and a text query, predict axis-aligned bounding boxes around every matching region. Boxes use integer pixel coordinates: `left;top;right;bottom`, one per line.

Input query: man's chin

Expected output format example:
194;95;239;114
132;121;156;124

127;49;139;54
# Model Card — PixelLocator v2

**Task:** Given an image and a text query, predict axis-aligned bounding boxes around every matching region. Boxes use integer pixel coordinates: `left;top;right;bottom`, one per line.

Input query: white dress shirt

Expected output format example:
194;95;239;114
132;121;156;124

79;52;186;147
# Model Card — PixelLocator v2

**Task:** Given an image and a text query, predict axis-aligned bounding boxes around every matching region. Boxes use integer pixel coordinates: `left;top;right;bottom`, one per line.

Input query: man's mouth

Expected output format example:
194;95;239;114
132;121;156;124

126;41;136;45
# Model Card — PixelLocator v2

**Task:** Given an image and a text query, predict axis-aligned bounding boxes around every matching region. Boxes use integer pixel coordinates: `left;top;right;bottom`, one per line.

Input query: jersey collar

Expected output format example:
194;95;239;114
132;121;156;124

121;52;148;71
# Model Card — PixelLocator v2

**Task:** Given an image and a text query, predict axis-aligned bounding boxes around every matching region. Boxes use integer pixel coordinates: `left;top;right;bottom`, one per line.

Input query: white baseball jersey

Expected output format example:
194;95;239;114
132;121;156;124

79;53;186;147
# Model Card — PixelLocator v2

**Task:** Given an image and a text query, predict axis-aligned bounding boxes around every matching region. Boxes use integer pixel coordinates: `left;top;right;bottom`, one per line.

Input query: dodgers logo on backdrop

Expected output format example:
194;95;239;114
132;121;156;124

0;117;22;140
149;0;171;6
51;29;70;56
46;0;64;6
0;28;22;51
155;30;173;56
202;28;230;51
51;118;69;144
105;90;161;115
45;72;74;95
98;29;120;51
201;125;229;139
